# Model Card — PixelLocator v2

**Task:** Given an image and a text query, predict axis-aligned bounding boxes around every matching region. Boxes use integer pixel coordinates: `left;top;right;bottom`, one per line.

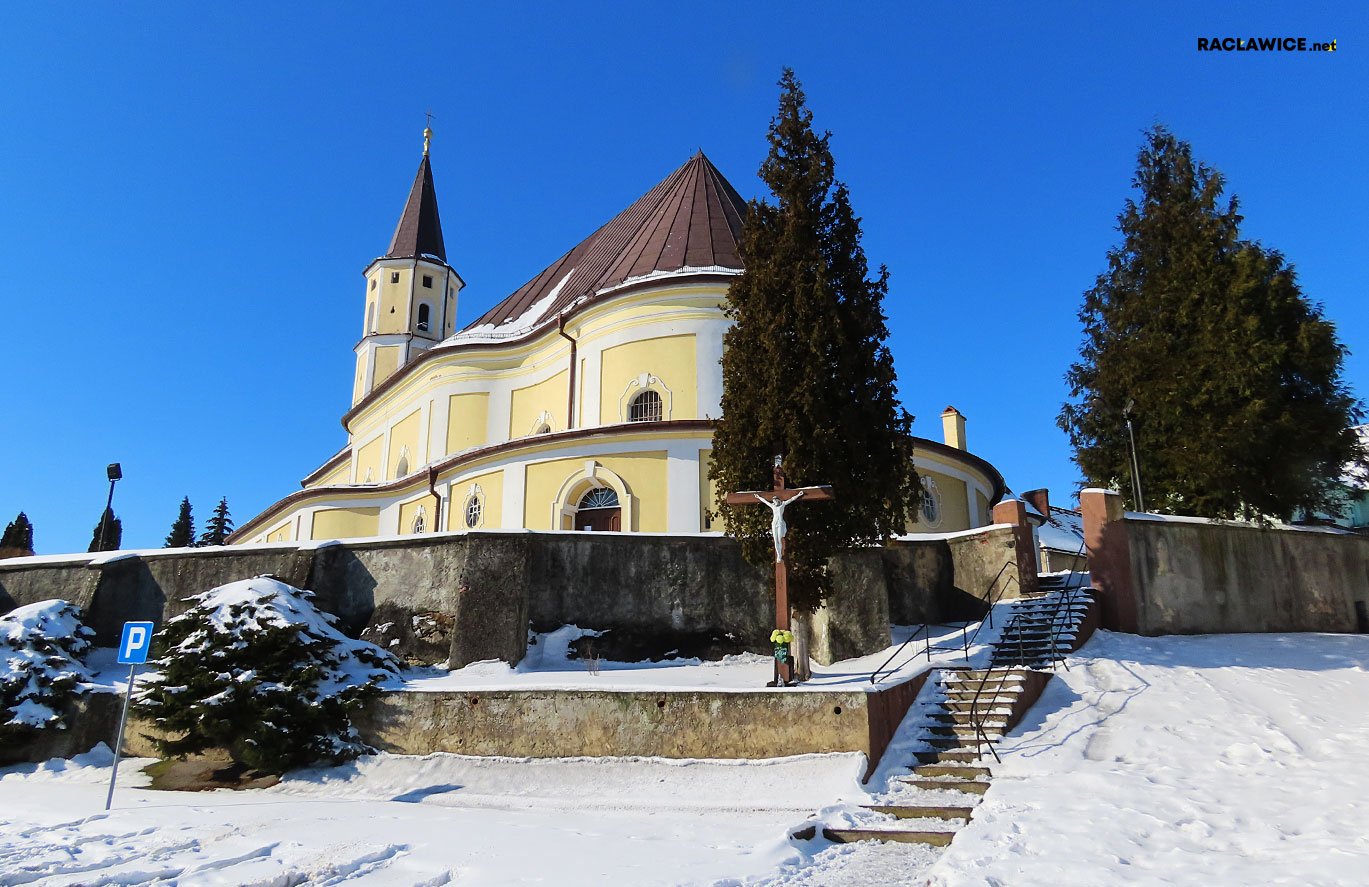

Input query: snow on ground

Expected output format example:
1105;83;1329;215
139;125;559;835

0;747;871;887
14;611;1368;885
393;619;996;693
930;629;1369;887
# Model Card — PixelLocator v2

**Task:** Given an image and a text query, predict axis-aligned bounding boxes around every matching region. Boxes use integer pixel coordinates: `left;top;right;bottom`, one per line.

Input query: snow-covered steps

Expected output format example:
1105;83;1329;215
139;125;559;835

821;827;955;846
862;804;974;821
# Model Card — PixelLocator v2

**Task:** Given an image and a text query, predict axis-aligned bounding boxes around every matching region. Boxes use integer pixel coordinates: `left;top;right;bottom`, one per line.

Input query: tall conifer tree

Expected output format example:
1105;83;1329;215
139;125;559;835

164;498;196;548
87;508;122;552
710;69;919;610
1060;126;1364;518
1;512;35;555
199;497;234;547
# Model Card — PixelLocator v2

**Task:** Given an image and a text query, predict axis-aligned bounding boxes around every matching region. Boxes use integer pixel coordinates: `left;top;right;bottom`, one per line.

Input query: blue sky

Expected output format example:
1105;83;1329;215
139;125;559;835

1;2;1363;553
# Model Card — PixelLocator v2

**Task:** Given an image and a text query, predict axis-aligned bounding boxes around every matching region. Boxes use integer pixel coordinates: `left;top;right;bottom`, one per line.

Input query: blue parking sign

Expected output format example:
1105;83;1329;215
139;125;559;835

117;622;155;664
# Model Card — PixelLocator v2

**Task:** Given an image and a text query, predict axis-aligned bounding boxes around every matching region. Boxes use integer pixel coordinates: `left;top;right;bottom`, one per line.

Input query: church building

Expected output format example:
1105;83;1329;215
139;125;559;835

232;129;1006;543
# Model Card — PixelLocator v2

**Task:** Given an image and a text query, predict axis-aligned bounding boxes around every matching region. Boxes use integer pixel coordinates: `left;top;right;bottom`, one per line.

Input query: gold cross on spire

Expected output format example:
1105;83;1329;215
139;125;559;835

423;110;436;156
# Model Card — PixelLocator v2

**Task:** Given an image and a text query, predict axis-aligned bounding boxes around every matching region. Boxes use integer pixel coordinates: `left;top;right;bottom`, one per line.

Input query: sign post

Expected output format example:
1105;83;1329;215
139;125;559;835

105;621;153;811
726;456;834;687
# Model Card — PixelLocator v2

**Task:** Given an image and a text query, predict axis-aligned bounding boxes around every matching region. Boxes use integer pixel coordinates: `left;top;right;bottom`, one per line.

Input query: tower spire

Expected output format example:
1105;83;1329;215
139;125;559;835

423;111;435;156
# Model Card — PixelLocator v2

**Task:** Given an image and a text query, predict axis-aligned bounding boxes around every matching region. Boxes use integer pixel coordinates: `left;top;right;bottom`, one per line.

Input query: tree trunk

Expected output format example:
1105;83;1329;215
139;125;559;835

791;609;813;682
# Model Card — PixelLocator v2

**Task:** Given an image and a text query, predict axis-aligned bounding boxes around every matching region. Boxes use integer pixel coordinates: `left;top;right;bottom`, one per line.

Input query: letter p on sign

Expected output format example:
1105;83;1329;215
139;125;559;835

117;622;155;664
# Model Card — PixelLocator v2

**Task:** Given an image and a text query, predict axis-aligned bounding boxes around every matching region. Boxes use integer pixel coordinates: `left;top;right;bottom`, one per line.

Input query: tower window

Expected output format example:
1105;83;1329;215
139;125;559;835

370;279;377;290
417;303;431;332
629;390;663;423
390;272;400;284
422;275;433;288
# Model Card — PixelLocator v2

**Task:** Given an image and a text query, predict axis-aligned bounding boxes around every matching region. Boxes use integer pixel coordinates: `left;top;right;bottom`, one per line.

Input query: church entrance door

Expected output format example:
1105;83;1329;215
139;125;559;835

576;487;622;532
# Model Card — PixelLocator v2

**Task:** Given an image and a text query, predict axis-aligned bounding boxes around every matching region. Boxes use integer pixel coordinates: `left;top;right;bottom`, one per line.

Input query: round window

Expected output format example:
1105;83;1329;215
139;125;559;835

465;496;482;528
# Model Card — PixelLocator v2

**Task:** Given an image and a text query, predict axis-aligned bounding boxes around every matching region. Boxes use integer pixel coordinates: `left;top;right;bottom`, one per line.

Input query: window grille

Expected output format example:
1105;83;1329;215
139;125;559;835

629;390;663;422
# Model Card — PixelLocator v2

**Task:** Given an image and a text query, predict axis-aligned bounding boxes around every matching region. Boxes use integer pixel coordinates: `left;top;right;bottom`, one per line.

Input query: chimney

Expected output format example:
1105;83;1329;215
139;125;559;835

1022;488;1050;517
941;406;967;450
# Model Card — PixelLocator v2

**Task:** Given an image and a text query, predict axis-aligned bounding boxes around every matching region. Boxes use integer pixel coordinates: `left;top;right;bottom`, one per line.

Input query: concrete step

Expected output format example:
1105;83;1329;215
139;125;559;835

923;712;1009;727
914;749;982;764
939;701;1014;714
924;736;997;749
900;777;990;794
952;669;1030;680
943;689;1021;702
939;673;1024;686
927;725;1004;739
822;828;955;846
862;804;973;821
913;764;990;779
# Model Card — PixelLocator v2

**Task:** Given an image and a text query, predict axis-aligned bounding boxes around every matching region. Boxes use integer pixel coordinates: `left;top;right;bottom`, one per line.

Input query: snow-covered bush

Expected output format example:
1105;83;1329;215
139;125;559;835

134;576;401;774
1;600;95;745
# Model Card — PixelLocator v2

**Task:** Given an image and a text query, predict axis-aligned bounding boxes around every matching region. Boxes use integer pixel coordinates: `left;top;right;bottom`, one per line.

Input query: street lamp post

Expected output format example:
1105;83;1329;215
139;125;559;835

98;463;122;552
1122;401;1144;513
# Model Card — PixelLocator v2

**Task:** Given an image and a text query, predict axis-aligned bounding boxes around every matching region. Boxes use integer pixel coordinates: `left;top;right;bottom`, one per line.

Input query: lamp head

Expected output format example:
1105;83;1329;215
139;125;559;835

106;463;122;482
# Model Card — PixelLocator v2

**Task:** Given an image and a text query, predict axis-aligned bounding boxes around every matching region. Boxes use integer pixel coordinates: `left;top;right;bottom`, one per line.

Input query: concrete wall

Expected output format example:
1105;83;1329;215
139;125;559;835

1083;488;1369;635
1127;518;1369;634
1;527;1025;672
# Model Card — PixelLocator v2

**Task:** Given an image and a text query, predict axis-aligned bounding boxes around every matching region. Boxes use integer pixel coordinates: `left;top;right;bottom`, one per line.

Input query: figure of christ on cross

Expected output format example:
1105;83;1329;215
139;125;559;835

726;460;834;686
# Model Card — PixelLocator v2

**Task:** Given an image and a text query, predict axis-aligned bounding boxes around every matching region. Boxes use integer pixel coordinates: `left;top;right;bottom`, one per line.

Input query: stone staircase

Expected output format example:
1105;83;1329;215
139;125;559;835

991;575;1094;669
805;573;1096;848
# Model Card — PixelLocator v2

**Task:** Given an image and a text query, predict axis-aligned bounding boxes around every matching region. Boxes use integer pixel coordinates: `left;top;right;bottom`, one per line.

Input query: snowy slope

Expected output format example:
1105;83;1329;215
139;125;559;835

931;630;1369;886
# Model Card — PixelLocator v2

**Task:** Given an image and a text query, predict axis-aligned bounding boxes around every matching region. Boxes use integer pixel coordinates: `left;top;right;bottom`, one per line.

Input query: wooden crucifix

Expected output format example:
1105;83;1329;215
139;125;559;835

727;456;834;686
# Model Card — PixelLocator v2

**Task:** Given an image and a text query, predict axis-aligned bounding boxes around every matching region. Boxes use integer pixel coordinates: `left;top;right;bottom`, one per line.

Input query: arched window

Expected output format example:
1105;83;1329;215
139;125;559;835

629;390;663;423
921;478;942;527
465;496;482;528
535;423;552;435
366;302;376;334
395;446;410;478
417;303;431;333
579;488;620;510
411;506;426;534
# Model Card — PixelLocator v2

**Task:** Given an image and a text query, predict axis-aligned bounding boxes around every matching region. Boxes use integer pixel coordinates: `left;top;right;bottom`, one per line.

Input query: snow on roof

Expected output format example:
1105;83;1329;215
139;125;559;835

1038;506;1085;553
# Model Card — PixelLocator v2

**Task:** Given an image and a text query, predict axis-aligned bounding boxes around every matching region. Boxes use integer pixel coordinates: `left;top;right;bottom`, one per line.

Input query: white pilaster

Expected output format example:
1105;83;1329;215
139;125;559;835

502;463;526;529
697;319;724;419
665;440;701;532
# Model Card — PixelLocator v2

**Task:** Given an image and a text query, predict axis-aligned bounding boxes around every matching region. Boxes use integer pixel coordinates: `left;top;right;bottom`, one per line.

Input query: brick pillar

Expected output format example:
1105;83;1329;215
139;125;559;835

1080;488;1138;633
991;498;1039;595
1021;488;1050;518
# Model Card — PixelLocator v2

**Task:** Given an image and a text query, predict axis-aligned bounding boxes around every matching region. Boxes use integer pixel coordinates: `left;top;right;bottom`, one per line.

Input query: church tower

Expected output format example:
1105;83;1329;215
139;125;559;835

353;125;465;405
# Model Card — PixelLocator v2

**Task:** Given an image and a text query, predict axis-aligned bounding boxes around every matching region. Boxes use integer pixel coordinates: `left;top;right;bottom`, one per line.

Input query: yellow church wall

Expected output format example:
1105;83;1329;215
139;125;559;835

598;334;696;424
446;392;490;454
398;494;439;534
355;437;383;484
373;345;403;389
388;409;422;478
509;369;568;437
698;449;717;531
377;268;411;334
310;507;381;540
352;358;367;404
522;451;667;532
919;469;970;531
307;460;351;489
450;469;503;530
976;490;991;526
265;521;292;543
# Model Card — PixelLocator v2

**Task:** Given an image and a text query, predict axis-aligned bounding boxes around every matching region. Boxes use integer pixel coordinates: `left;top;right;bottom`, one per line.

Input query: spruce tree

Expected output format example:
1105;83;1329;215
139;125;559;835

87;508;122;552
198;497;234;547
134;577;401;774
710;69;919;611
1;512;34;555
1059;126;1365;519
164;498;196;548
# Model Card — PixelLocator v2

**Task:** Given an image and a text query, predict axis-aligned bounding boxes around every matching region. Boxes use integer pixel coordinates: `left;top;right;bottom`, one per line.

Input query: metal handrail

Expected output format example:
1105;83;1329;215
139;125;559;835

869;559;1020;684
964;537;1095;762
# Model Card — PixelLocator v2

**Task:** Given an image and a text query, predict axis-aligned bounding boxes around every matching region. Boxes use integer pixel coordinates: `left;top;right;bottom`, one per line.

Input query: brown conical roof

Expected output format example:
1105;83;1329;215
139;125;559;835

460;152;746;335
386;154;446;262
